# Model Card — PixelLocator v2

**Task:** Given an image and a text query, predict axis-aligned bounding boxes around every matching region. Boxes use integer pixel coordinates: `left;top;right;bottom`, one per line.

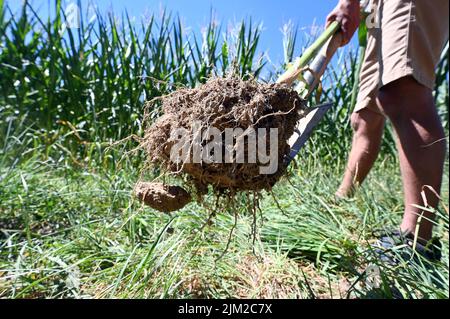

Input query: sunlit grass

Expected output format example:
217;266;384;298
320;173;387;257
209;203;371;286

0;149;448;298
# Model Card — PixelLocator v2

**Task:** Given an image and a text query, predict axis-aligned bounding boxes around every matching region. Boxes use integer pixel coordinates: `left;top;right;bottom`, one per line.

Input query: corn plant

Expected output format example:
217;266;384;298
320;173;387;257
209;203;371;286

0;1;265;163
0;0;448;165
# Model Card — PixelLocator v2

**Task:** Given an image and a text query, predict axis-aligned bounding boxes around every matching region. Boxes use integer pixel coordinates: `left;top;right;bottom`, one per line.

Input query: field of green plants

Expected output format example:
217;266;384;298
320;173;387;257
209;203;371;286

0;1;448;299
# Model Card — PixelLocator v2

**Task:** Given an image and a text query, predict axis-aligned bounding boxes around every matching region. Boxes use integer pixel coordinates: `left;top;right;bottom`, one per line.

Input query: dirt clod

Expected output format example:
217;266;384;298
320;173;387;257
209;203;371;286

134;182;192;212
140;77;306;199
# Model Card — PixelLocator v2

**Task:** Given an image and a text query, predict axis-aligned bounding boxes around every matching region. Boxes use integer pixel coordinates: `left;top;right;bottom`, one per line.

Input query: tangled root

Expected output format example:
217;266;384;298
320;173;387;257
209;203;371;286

138;77;305;209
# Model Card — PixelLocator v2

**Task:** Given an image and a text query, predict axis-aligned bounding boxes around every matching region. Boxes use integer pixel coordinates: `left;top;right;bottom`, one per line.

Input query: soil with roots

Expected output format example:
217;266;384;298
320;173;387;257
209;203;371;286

134;182;192;213
137;77;306;212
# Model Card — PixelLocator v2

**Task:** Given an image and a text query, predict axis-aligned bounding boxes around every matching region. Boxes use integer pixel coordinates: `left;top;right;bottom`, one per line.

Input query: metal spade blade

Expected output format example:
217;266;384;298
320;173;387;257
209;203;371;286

285;102;333;165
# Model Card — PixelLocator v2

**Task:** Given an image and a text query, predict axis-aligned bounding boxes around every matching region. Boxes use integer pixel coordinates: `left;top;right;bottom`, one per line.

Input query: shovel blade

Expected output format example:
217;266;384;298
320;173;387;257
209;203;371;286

285;102;333;165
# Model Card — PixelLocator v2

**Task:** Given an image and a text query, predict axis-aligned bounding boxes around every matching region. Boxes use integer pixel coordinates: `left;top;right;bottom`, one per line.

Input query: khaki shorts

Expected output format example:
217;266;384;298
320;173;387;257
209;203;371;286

355;0;449;114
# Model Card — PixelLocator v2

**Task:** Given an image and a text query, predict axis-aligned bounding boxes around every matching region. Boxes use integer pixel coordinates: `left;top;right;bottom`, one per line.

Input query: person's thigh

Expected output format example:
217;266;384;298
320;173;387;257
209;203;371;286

379;0;449;91
377;76;438;123
353;0;448;119
353;0;383;116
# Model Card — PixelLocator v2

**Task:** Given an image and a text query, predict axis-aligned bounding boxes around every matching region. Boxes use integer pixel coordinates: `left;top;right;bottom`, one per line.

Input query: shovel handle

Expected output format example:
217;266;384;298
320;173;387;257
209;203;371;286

298;31;343;98
277;21;341;87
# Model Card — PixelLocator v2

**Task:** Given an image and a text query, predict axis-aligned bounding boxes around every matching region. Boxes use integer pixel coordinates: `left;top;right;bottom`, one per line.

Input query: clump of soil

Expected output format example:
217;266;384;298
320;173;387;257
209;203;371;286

140;77;305;199
134;182;192;212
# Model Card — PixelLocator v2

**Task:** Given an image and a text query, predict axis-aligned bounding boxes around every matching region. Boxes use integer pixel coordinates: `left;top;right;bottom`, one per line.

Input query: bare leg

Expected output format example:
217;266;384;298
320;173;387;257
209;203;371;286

336;108;386;198
377;76;446;242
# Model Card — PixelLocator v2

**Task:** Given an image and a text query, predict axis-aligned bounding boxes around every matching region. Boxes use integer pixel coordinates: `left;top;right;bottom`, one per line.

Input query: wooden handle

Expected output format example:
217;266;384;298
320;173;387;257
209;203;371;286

301;32;343;98
277;21;341;87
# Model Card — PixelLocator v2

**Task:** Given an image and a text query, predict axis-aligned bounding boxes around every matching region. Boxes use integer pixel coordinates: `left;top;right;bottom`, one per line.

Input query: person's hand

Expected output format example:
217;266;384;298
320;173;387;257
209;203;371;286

326;0;360;46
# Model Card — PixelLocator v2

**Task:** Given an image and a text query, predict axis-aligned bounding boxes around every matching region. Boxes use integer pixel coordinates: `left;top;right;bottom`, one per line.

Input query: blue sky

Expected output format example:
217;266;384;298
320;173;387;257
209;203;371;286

6;0;347;64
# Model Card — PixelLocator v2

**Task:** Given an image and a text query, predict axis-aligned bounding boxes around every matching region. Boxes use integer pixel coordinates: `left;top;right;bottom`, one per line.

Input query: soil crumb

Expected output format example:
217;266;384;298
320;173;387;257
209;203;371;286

134;182;192;212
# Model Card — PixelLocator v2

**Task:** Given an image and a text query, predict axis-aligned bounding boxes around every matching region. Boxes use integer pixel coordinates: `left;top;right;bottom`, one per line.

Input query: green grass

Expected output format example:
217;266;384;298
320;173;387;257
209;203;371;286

0;1;449;299
1;151;448;299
